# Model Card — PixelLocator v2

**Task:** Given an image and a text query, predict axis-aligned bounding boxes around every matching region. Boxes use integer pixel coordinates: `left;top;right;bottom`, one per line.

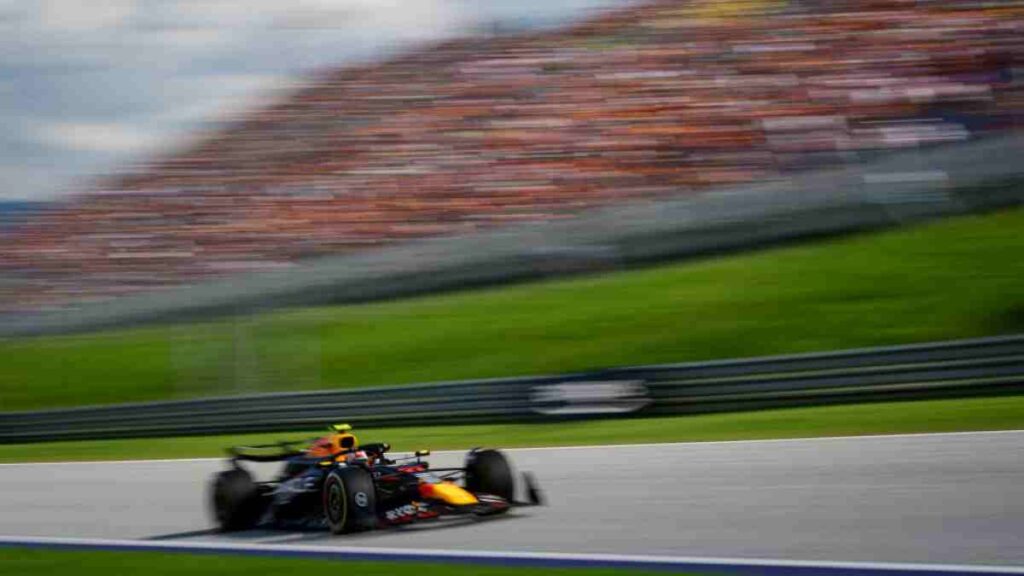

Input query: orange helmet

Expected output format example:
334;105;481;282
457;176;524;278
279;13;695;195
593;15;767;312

305;423;358;459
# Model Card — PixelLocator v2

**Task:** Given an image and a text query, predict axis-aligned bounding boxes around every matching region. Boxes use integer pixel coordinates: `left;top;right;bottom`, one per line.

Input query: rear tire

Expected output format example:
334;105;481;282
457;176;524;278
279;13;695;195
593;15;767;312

465;449;515;502
323;467;377;534
210;468;264;531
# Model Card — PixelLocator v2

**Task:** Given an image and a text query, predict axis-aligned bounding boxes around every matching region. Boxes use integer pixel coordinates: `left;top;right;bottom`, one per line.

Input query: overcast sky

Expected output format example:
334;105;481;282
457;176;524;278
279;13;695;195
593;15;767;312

0;0;625;201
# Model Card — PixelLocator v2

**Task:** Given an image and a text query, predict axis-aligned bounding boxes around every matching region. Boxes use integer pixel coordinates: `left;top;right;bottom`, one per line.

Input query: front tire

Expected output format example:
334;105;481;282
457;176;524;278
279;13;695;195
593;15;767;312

323;467;377;534
465;449;515;502
210;468;264;531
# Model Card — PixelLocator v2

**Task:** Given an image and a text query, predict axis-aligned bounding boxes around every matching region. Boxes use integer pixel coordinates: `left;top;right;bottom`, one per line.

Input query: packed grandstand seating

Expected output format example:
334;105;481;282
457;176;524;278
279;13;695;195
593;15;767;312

2;0;1022;313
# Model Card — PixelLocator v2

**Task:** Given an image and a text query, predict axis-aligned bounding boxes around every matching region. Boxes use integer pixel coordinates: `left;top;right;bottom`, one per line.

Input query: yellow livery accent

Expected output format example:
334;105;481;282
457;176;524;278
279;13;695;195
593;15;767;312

426;482;479;506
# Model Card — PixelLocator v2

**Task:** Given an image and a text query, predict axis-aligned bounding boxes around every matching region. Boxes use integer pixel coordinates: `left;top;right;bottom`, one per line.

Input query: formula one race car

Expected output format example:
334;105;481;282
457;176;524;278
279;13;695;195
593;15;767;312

209;424;543;534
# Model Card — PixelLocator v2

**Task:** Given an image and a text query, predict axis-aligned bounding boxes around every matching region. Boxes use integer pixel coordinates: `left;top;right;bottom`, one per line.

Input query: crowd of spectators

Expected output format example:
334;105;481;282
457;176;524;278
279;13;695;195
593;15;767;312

3;0;1023;313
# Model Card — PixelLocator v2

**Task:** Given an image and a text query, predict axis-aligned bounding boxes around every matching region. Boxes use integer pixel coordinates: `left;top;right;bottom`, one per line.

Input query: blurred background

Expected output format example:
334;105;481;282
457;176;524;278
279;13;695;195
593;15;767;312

3;2;1024;571
1;0;1023;427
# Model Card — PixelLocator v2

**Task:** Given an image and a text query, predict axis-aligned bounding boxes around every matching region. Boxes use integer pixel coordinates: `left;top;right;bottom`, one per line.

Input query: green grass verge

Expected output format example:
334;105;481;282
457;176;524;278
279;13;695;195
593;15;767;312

3;208;1024;411
0;548;674;576
3;395;1023;463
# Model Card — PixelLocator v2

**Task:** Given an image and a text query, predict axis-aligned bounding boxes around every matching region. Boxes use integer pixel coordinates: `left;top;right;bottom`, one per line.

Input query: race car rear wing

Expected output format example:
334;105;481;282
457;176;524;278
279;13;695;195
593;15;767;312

227;441;310;462
227;438;373;464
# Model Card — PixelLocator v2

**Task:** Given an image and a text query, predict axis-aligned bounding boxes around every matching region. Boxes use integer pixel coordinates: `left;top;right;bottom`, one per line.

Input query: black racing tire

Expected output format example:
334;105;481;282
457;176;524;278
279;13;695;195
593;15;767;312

323;467;377;534
210;468;264;531
465;449;515;503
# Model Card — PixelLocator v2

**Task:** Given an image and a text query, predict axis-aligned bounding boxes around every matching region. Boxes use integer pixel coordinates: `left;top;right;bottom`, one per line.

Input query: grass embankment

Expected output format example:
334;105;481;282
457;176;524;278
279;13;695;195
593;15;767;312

0;548;674;576
3;208;1024;412
2;395;1022;463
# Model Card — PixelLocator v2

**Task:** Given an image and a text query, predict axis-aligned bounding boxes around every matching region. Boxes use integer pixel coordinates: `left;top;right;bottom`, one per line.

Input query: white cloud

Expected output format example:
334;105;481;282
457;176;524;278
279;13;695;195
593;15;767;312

142;0;460;33
131;27;239;51
32;121;164;154
37;0;136;31
273;0;461;32
155;73;296;124
146;0;268;28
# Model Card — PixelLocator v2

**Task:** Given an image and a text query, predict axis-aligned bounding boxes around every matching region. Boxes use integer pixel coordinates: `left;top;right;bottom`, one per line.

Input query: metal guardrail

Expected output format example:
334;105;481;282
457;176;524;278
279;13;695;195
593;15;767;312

2;334;1022;443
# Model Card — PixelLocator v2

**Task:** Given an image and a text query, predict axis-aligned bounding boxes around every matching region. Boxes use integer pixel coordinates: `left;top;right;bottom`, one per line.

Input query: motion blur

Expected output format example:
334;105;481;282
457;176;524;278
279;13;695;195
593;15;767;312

2;1;1024;573
1;0;1022;314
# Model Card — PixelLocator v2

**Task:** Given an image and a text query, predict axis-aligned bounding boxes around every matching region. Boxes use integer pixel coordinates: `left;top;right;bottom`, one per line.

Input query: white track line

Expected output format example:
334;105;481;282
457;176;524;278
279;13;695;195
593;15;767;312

502;428;1024;452
1;535;1023;574
1;429;1023;467
0;456;222;467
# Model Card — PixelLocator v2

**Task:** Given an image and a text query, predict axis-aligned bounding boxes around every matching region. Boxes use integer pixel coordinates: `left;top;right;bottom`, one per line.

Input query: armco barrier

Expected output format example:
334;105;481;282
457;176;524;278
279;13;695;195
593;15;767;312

2;334;1021;443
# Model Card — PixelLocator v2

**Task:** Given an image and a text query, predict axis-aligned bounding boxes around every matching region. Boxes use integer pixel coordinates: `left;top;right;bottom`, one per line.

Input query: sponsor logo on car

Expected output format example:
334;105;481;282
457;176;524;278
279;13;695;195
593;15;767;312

385;504;417;521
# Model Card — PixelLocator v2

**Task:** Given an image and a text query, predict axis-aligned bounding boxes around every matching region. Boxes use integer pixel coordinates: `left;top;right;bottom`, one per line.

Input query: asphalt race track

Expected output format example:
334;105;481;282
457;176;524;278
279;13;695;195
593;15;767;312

1;431;1023;567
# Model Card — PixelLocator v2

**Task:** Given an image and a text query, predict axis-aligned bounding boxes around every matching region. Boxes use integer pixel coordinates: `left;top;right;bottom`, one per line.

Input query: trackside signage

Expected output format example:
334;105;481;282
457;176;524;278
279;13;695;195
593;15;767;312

529;381;651;416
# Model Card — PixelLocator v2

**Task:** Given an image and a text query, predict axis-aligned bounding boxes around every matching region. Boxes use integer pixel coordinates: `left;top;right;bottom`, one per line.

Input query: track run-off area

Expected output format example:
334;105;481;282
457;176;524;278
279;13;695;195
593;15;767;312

2;431;1023;573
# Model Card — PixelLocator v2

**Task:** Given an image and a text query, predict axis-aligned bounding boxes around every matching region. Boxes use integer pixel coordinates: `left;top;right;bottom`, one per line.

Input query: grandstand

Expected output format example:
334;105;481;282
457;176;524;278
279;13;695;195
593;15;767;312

1;0;1022;314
